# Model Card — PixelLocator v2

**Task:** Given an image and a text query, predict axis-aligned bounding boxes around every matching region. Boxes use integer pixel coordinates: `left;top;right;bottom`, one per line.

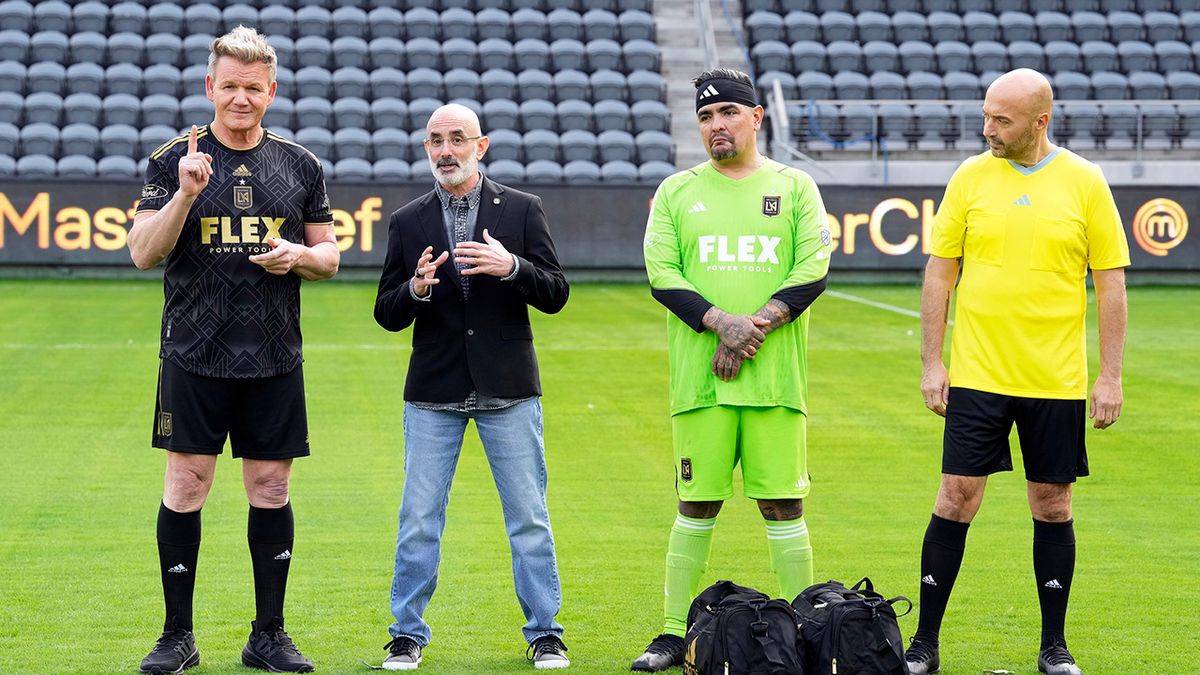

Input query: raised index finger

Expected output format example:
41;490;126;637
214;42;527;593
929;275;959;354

187;125;198;154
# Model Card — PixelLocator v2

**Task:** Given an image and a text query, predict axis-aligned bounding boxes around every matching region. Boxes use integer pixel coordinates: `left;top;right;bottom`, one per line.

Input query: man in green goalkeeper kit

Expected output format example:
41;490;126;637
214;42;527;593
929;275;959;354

632;68;832;672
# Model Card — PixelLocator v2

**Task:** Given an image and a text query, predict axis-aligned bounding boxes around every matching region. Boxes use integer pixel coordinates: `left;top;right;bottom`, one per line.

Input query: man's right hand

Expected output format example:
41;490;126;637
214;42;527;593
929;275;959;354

703;307;768;359
412;246;449;298
921;362;950;417
178;125;213;199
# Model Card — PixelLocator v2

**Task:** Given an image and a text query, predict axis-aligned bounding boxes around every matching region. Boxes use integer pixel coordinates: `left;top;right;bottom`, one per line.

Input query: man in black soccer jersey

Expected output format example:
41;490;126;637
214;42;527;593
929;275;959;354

128;26;338;675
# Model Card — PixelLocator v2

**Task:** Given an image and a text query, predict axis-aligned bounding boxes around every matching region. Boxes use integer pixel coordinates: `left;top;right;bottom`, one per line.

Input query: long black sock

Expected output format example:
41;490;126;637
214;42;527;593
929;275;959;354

157;503;201;632
247;503;294;633
1033;518;1075;648
914;513;970;643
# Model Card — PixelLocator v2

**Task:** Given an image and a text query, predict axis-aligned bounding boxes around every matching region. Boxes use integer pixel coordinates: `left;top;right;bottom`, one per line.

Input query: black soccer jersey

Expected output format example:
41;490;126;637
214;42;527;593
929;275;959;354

137;126;334;379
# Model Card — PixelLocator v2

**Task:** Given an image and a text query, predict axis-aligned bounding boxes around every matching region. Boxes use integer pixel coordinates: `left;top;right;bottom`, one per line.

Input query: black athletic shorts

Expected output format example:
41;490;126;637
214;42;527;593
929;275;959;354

943;387;1087;483
152;359;310;459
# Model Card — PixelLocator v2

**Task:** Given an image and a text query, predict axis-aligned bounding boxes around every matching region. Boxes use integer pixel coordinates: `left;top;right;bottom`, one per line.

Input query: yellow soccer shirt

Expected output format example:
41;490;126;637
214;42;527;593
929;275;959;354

931;148;1130;399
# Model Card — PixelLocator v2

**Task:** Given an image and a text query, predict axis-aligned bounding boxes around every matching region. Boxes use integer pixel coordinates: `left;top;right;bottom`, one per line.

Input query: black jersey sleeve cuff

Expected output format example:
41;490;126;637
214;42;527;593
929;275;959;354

650;287;713;333
771;275;828;322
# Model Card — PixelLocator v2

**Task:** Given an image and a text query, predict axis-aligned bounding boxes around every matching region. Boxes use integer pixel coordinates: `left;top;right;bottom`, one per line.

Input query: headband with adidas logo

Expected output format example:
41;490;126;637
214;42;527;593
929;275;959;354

695;76;759;113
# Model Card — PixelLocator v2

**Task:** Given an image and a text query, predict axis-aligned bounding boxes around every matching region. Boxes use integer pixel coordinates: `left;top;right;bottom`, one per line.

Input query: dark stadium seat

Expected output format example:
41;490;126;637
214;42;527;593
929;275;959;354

142;94;179;128
296;66;332;99
1117;41;1153;73
183;34;216;69
267;35;296;70
332;37;369;70
57;154;96;177
1129;71;1166;100
1036;11;1072;43
0;121;16;155
370;68;405;99
97;155;138;177
62;94;99;131
139;125;178;160
944;71;981;99
334;158;372;181
833;71;869;99
369;38;404;70
519;99;556;131
638;161;674;184
1166;71;1200;99
620;10;655;42
758;71;797;99
513;38;549;71
487;158;525;182
260;6;295;38
517;69;553;101
408;68;444;100
927;12;962;42
870;71;905;98
28;62;66;95
68;31;104;66
16;153;56;176
820;12;855;42
907;71;942;99
1000;11;1035;43
583;8;619;41
294;36;331;69
103;93;139;127
512;8;547;40
1008;41;1045;71
23;91;61;125
856;11;891;42
443;68;480;100
1108;12;1143;43
72;2;107;35
296;127;333;160
146;35;183;68
563;158;600;181
963;11;999;42
972;41;1008;73
333;98;370;129
1155;41;1191;73
407;38;441;70
593;98;631;131
636;130;673;163
630;99;669;133
148;4;184;35
746;11;785;43
408;97;443;131
371;98;407;130
587;39;624;72
898;41;934;74
891;12;926;43
295;97;333;128
263;97;294;130
30;30;68;65
753;41;791;73
1054;71;1091;100
1102;103;1138;148
61;113;101;152
477;38;515;71
369;7;404;40
222;5;258;34
1071;11;1107;43
862;41;898;73
877;104;913;144
0;60;23;96
785;11;820;43
373;158;411;181
442;38;477;70
100;124;137;158
589;69;625;101
372;128;408;160
483;98;519;130
796;71;833;99
333;67;369;99
333;127;371;161
295;5;332;38
1183;11;1200;43
910;103;951;149
791;41;825;71
827;41;862;72
110;2;147;35
1143;11;1178;42
66;63;103;97
560;129;597;162
180;95;210;127
480;68;517;100
1045;42;1082;74
0;153;17;176
35;1;69;34
333;6;368;39
935;41;970;73
184;5;221;38
556;99;592;131
600;160;638;182
551;38;586;71
553;69;588;100
523;128;560;162
1081;41;1117;73
477;8;513;40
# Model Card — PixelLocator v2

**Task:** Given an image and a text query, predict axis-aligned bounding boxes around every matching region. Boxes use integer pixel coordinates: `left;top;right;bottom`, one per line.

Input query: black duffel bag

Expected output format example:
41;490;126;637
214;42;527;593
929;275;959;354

792;578;911;675
683;580;807;675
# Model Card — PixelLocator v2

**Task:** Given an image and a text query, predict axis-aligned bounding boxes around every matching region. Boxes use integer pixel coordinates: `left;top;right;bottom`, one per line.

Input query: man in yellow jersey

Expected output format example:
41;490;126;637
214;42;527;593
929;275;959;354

633;68;831;671
904;69;1129;675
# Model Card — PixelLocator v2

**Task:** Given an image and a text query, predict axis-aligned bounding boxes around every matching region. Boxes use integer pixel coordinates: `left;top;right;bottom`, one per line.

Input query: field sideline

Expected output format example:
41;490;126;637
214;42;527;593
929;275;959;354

0;280;1195;674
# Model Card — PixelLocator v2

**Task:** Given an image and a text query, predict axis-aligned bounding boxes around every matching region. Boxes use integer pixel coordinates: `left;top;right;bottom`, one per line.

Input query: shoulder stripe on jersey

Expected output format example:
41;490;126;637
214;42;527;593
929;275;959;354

266;132;321;165
150;126;210;161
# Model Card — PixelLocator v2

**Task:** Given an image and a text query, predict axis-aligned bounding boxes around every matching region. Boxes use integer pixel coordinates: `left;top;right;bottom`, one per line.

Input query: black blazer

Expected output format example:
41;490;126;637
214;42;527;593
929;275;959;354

374;177;569;403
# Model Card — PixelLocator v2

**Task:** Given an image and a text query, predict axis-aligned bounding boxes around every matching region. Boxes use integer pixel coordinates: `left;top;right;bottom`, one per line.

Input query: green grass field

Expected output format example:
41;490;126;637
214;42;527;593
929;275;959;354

0;279;1195;674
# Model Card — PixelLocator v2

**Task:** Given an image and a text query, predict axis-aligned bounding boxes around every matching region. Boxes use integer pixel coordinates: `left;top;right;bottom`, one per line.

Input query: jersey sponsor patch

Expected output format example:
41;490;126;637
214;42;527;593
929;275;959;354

680;457;693;482
762;195;780;216
142;184;168;199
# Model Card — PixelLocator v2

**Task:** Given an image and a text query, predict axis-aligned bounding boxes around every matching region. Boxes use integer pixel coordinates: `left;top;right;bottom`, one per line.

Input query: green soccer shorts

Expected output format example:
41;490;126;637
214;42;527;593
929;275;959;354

671;404;809;501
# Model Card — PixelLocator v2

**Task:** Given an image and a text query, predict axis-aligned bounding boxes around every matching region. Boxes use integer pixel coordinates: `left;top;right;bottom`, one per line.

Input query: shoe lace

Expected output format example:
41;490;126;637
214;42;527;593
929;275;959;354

644;634;683;655
152;629;190;656
527;635;567;661
906;636;937;662
385;636;419;658
258;628;300;657
1042;642;1076;665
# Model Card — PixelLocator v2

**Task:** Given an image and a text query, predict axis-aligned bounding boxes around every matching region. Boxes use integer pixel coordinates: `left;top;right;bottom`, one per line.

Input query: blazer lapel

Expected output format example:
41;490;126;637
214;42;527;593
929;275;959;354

415;191;461;293
473;177;508;243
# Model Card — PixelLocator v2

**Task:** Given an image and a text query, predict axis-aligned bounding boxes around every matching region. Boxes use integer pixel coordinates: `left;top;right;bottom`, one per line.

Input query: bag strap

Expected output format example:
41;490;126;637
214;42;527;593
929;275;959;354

886;595;913;618
851;577;874;592
749;605;789;670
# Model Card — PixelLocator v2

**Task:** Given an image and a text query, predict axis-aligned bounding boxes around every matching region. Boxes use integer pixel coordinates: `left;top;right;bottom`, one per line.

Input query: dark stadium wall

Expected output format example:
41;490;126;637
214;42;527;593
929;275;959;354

0;181;1193;270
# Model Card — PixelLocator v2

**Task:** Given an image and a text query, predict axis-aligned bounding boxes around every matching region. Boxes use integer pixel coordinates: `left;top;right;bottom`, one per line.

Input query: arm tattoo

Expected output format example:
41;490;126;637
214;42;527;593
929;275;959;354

753;299;791;335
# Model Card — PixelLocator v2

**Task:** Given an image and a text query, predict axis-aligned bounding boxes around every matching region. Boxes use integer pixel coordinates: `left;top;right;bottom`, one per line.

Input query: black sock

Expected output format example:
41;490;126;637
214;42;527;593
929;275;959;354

914;513;970;644
1033;518;1075;648
247;503;294;633
157;503;201;632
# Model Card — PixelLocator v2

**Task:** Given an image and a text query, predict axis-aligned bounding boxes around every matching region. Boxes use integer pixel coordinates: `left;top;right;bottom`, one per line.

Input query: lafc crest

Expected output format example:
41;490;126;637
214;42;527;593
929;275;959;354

158;411;173;437
234;185;253;209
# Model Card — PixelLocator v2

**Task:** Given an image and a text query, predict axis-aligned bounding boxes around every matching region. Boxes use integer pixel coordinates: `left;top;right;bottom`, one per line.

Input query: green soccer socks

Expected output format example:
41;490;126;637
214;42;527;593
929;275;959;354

663;514;716;637
766;517;813;600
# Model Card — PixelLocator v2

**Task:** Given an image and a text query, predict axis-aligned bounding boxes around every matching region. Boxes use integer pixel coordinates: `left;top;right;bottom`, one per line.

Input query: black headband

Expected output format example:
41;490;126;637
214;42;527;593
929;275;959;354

695;77;758;112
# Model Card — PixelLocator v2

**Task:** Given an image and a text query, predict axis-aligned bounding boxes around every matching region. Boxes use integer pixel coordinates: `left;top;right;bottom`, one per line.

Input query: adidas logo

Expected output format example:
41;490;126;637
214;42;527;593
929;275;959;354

233;164;252;177
1013;194;1031;206
687;201;707;214
167;564;189;574
698;84;719;99
1044;579;1063;589
921;574;937;586
274;550;292;561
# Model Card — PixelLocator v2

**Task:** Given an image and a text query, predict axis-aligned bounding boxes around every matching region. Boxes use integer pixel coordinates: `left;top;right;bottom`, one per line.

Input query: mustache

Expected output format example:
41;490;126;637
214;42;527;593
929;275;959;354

437;158;460;167
710;133;734;144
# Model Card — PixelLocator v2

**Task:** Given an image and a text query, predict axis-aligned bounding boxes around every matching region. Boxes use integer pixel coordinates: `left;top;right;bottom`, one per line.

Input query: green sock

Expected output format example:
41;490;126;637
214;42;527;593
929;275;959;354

663;514;716;637
766;517;813;600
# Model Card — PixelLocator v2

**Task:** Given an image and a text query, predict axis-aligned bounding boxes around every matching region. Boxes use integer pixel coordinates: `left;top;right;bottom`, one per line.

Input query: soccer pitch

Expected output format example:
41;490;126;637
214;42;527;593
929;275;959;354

0;280;1195;674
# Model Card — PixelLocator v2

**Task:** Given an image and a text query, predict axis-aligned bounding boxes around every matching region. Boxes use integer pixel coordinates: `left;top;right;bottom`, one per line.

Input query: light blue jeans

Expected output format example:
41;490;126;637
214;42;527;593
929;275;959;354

389;398;564;646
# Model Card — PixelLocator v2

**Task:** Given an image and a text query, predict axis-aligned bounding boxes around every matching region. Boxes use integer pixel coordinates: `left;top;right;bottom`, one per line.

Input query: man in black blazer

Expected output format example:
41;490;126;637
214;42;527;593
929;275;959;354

373;103;571;671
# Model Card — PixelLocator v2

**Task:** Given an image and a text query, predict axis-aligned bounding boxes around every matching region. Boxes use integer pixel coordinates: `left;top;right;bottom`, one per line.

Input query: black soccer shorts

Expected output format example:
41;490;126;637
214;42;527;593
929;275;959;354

152;359;310;459
942;387;1087;483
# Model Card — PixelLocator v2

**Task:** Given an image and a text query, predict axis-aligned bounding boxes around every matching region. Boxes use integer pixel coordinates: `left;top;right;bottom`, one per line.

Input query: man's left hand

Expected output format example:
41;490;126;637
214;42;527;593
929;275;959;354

1090;374;1123;429
455;229;516;277
249;237;305;275
711;344;744;382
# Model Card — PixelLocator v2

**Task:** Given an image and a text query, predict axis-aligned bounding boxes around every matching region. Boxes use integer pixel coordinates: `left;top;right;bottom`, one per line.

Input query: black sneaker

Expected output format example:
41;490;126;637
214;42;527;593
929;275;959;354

382;636;422;671
527;634;570;670
904;636;940;675
241;620;314;673
1038;638;1082;675
630;634;685;672
139;628;199;674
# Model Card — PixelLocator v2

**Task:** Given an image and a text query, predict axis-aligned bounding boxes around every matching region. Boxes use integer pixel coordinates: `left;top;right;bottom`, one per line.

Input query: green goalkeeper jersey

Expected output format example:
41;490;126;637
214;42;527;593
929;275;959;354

644;159;831;416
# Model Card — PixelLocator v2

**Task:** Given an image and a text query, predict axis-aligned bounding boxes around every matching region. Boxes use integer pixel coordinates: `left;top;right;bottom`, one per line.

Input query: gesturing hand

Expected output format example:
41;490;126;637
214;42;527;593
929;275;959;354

249;237;305;275
454;229;516;277
178;125;212;198
412;245;449;297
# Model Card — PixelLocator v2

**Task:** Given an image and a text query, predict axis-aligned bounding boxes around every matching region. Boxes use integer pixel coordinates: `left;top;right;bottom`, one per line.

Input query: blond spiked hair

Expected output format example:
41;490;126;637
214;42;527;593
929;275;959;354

208;25;277;81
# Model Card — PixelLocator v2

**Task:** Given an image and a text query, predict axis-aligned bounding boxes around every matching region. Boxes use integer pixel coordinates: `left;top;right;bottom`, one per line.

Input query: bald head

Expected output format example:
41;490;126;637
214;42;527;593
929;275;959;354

426;103;482;137
985;68;1053;119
